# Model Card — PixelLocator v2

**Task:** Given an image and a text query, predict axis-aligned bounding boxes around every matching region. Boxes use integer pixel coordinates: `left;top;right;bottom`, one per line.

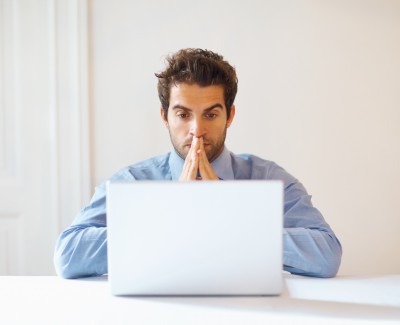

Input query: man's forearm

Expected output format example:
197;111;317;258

54;225;108;279
283;227;342;278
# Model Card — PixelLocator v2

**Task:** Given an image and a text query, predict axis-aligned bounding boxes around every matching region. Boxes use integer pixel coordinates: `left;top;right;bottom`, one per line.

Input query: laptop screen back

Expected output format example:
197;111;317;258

107;180;283;296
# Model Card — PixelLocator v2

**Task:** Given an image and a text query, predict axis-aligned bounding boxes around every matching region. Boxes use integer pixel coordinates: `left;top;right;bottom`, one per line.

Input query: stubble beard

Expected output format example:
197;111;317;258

169;126;227;163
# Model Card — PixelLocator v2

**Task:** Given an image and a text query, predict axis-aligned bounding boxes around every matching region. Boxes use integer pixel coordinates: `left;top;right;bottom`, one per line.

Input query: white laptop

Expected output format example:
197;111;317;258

106;180;283;296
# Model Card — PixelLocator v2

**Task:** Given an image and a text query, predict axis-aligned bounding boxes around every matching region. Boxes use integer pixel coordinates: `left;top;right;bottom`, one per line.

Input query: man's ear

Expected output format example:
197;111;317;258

160;107;168;127
226;105;235;128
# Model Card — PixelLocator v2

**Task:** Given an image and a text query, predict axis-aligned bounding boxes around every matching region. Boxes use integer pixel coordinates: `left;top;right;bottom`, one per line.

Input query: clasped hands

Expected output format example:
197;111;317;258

179;137;219;181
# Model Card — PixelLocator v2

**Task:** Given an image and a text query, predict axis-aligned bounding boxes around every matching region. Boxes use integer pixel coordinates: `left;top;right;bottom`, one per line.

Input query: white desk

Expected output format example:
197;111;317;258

1;274;399;324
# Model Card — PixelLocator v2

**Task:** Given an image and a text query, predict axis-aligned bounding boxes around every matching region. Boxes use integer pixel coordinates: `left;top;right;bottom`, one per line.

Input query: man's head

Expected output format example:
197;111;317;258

156;49;238;162
156;48;238;120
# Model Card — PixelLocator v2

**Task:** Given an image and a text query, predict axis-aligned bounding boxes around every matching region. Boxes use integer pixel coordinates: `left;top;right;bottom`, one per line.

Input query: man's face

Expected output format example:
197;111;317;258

161;83;235;162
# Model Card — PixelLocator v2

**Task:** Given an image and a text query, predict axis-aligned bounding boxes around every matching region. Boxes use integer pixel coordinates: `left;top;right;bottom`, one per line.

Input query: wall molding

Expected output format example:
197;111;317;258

0;0;4;172
48;0;91;231
0;0;17;180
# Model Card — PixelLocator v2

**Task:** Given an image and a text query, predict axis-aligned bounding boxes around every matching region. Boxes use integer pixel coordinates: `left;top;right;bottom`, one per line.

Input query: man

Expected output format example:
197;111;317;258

54;48;342;279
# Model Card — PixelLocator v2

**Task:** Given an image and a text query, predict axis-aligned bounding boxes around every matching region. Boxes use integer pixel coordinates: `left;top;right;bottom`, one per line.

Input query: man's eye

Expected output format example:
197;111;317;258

178;113;189;119
206;113;217;119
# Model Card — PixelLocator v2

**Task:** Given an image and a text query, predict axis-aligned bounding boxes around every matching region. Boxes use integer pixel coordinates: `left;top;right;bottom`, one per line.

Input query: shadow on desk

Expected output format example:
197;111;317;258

144;295;400;322
79;275;400;322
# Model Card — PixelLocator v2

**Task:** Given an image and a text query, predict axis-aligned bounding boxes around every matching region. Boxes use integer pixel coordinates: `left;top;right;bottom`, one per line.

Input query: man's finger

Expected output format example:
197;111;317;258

198;138;218;180
179;137;200;181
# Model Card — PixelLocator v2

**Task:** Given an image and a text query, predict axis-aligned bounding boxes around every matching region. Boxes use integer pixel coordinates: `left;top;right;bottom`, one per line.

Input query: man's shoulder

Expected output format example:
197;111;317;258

231;151;278;168
110;152;171;181
231;151;297;183
128;152;171;169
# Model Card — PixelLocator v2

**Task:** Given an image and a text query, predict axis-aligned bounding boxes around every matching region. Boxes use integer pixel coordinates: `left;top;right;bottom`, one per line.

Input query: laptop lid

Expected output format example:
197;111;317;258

107;180;283;296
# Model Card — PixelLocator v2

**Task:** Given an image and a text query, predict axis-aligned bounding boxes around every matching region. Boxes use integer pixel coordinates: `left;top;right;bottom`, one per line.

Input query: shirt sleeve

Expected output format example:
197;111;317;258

54;156;171;279
53;183;109;278
269;163;342;277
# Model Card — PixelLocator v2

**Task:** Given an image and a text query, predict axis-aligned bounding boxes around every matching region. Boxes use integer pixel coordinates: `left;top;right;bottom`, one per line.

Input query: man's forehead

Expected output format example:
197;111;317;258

169;83;225;107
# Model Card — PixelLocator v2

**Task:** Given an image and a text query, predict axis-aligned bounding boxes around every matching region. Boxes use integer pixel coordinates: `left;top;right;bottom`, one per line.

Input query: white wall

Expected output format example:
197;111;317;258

90;0;400;276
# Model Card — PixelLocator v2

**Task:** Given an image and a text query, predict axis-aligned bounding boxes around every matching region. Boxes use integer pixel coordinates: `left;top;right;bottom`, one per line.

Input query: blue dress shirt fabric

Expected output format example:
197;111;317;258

54;147;342;279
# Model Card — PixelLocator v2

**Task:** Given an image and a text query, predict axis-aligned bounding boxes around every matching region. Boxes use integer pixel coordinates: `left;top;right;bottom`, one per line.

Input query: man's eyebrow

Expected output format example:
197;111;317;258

171;104;224;111
171;105;192;111
204;104;224;112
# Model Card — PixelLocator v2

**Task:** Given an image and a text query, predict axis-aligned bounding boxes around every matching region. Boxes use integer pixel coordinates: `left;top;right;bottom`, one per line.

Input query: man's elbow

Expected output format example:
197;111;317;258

285;237;343;278
317;255;341;278
54;246;80;279
53;227;107;279
290;256;341;278
314;242;343;278
53;230;85;279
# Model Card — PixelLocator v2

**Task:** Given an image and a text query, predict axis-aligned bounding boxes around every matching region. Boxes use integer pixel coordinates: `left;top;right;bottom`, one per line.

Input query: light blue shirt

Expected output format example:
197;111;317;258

54;147;342;279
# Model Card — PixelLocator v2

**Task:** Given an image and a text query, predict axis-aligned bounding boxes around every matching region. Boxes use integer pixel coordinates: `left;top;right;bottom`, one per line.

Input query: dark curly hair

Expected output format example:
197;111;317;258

155;48;238;120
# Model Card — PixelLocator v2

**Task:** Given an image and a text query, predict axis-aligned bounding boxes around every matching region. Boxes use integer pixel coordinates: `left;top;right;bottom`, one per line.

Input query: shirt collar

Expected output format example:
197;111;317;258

169;146;234;181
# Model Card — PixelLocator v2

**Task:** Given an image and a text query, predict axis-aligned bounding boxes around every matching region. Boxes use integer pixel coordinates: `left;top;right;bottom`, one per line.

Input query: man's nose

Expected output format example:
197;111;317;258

189;118;206;138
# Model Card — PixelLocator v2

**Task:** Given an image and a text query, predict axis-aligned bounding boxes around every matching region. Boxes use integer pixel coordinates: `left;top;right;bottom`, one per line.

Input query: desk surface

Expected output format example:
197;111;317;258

1;274;399;324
